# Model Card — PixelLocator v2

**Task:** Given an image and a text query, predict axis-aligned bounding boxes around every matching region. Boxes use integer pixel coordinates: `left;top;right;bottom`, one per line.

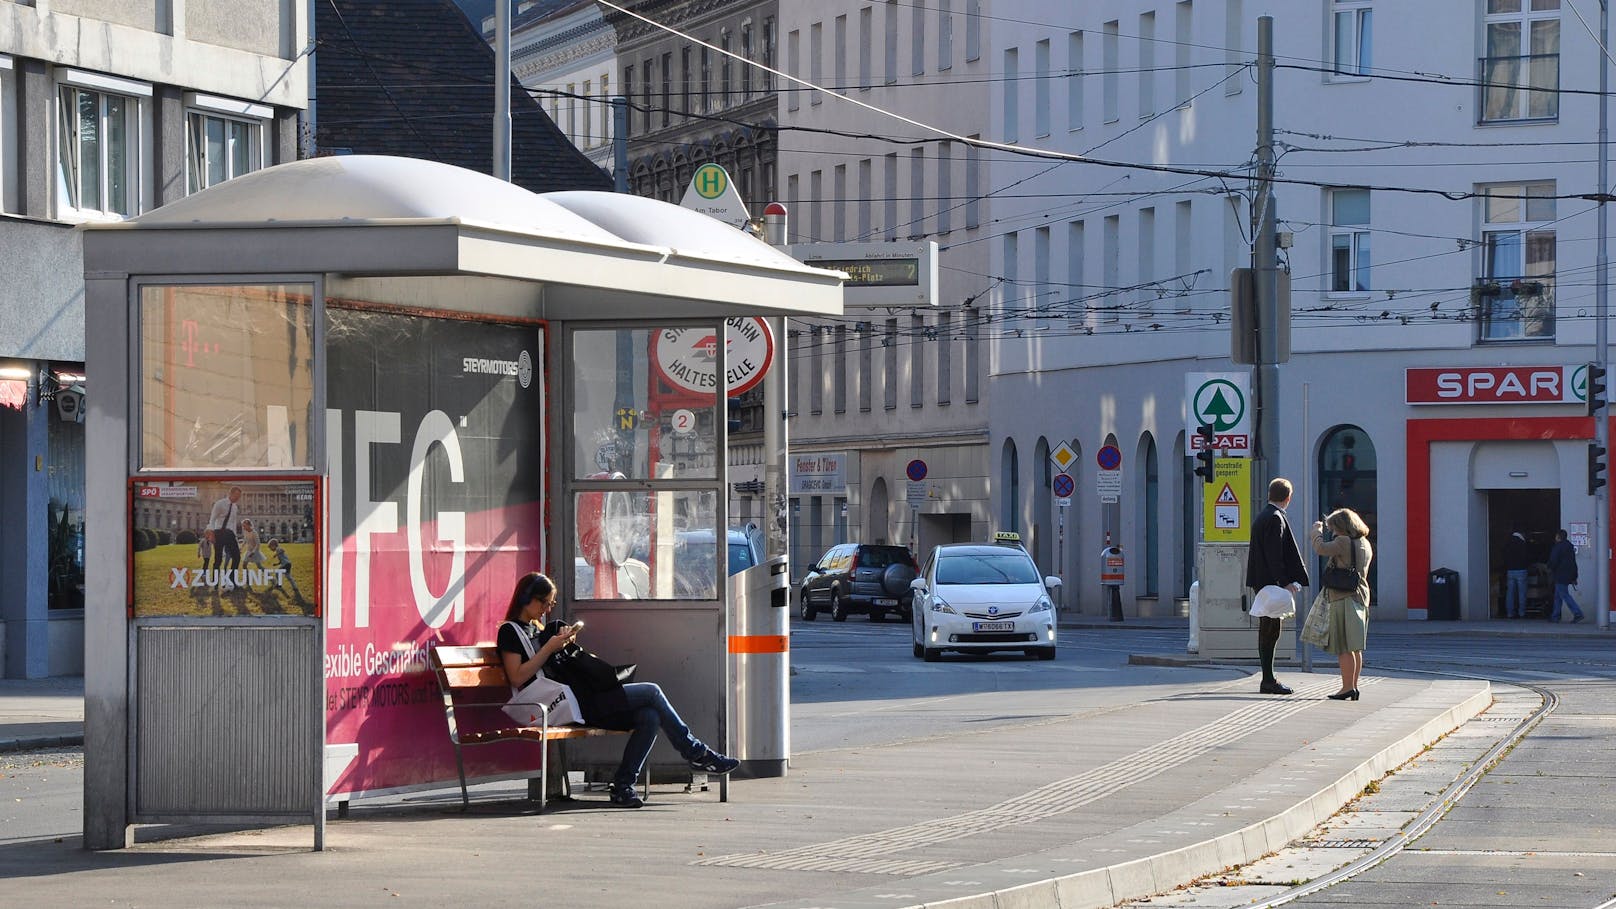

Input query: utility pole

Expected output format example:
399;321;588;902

1598;0;1610;629
493;0;511;181
1252;16;1279;494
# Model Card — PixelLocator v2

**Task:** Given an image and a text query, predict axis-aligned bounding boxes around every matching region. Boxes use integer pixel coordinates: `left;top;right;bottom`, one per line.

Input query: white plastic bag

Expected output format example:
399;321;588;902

1249;584;1296;620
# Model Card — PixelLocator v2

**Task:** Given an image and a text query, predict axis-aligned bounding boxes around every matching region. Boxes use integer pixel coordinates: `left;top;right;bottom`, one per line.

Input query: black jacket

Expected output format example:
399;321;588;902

1502;534;1531;572
1246;503;1310;592
1547;540;1578;585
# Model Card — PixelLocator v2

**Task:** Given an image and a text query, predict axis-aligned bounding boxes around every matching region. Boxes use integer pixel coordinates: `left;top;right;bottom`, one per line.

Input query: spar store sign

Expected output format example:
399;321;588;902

1405;365;1584;405
652;317;775;397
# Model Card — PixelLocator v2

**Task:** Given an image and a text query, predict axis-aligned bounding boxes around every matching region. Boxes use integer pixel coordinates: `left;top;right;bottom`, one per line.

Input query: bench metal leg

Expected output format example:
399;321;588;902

452;745;471;812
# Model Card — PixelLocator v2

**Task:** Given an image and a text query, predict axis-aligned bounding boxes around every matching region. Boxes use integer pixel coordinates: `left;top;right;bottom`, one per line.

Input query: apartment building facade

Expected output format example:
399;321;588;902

988;0;1607;622
0;0;307;677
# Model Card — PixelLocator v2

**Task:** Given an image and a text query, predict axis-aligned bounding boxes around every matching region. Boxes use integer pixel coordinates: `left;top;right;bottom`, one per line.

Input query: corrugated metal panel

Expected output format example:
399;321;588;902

134;624;319;817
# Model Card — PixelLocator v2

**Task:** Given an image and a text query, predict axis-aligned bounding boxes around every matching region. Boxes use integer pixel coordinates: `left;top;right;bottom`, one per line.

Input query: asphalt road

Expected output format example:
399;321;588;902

3;619;1612;908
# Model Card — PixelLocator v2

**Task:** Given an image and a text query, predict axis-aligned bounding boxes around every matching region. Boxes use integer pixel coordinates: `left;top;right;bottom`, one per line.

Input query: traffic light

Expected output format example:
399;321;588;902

1194;424;1216;484
1589;442;1607;496
1587;362;1607;417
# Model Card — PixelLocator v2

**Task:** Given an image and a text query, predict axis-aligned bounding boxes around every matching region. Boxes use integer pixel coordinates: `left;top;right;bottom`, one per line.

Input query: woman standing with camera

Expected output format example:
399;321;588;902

1309;509;1374;701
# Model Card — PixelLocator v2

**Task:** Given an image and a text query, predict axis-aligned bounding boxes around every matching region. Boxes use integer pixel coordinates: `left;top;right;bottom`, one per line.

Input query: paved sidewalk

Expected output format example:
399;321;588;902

0;675;84;752
1;667;1494;909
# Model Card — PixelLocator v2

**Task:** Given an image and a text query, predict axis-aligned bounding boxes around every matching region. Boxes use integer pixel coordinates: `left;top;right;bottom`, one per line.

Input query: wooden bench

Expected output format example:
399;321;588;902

429;644;642;812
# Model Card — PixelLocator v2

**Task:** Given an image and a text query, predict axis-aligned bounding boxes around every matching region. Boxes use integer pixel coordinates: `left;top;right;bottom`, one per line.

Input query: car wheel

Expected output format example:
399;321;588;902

831;591;849;622
1028;647;1057;661
799;588;817;621
922;645;941;662
912;640;924;659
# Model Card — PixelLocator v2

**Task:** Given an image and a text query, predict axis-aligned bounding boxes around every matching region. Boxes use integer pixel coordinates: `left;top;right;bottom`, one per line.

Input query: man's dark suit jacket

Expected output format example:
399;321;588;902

1245;502;1311;593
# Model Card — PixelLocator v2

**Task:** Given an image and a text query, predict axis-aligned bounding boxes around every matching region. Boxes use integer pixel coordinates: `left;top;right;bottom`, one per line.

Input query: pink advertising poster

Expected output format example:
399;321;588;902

323;307;546;798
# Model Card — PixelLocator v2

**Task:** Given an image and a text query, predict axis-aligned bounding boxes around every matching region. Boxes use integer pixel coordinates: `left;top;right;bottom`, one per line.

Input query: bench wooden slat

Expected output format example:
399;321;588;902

428;642;637;812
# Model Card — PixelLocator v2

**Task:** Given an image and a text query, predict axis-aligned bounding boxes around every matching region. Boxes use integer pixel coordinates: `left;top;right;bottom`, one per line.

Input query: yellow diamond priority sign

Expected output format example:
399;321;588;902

1049;441;1079;473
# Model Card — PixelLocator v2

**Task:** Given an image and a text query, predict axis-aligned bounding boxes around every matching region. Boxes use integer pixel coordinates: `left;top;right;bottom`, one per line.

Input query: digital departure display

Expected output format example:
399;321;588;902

805;257;921;287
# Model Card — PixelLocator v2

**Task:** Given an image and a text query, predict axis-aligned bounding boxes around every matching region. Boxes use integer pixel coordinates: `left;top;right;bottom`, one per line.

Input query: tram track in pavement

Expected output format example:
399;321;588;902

1132;638;1616;909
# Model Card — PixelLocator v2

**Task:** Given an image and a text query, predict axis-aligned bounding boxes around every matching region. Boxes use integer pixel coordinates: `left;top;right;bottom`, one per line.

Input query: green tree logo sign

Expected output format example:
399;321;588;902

1193;379;1246;433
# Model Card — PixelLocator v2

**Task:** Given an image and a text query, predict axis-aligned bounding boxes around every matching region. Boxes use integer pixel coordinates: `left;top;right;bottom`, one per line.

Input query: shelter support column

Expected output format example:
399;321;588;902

83;274;132;849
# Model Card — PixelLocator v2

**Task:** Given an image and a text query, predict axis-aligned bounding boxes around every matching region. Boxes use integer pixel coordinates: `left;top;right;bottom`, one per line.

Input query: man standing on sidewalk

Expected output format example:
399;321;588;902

1246;477;1310;694
1502;530;1530;619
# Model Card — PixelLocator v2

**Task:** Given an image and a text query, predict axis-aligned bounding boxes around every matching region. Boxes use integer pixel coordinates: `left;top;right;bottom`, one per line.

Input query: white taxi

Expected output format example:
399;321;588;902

910;533;1061;661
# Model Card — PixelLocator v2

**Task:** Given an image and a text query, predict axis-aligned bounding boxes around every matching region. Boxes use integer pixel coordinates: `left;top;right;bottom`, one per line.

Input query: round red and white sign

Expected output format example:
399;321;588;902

651;317;775;397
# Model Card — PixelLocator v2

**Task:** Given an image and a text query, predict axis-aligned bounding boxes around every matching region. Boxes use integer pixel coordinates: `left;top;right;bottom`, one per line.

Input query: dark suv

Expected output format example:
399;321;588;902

799;543;919;622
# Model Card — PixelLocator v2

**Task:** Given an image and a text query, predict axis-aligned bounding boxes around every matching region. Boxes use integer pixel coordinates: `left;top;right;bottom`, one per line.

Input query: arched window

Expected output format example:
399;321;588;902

1317;425;1378;596
1138;432;1158;597
1002;437;1020;534
1034;437;1052;571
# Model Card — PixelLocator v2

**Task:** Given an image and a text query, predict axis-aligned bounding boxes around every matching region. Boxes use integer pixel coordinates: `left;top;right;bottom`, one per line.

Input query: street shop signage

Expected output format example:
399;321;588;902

1405;366;1582;405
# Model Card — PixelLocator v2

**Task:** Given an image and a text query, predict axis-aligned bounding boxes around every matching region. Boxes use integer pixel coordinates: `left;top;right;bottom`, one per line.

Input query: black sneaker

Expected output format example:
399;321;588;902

689;749;739;775
607;787;643;808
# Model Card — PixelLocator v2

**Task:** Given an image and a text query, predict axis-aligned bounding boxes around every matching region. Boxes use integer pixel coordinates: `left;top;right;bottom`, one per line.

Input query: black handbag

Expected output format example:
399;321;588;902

1322;539;1360;592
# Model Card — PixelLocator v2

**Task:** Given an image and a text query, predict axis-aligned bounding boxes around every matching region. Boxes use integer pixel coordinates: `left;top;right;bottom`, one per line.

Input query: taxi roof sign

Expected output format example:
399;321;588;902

992;531;1022;545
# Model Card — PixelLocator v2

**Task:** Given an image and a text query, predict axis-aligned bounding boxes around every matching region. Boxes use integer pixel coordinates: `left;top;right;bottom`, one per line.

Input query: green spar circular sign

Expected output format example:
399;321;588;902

1192;379;1246;433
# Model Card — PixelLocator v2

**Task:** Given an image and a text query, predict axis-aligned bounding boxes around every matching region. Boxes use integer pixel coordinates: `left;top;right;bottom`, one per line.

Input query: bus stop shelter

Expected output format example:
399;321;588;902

79;155;842;850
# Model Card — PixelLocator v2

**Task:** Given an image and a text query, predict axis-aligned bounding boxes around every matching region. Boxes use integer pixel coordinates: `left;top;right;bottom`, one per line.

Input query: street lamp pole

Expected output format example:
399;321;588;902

1597;0;1610;629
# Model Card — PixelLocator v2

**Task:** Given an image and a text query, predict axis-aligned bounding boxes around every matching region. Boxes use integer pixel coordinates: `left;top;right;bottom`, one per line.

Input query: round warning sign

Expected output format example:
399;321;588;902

650;317;775;397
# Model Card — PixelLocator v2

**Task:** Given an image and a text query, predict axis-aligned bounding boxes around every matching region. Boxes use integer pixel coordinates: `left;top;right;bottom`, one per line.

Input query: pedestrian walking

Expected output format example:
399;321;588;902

1245;477;1310;695
1309;508;1373;701
1502;530;1530;618
1546;529;1586;624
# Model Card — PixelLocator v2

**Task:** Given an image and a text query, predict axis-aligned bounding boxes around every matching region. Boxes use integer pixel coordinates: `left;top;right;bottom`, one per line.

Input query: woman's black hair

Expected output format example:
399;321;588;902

503;572;555;623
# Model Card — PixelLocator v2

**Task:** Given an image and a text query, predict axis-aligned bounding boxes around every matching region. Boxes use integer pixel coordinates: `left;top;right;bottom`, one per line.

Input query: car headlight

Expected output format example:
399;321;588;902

930;596;957;615
1029;596;1053;613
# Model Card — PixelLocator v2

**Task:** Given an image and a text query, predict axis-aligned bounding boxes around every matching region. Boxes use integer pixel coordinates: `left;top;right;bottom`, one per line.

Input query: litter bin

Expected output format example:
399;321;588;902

729;554;790;777
1428;568;1460;621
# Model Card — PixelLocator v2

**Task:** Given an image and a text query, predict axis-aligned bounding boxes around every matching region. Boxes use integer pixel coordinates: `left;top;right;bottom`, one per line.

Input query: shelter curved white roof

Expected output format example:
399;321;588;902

545;191;803;272
129;155;623;247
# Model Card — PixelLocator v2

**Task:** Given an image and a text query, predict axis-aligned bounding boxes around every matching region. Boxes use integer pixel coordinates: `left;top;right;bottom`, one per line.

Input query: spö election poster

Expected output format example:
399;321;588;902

131;477;320;618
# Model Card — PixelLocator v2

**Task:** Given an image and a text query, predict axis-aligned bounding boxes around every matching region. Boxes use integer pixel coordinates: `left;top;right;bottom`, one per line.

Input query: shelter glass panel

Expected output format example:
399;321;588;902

572;488;719;601
139;283;316;470
571;328;719;481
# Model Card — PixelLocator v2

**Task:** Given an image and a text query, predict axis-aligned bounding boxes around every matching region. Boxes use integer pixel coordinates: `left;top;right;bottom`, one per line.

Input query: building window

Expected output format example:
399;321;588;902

1176;2;1193;104
1481;0;1559;122
186;106;264;194
661;53;672;126
834;324;847;414
912;0;926;76
1004;48;1020;142
884;152;898;240
909;147;925;238
1102;215;1120;322
742;23;754;99
1138;12;1156;118
936;310;952;406
642;58;654;130
884;317;898;410
787;30;800;111
936;141;952;235
965;139;980;229
1034;40;1050;138
1330;0;1372;78
0;58;15;214
910;313;926;408
1328;188;1371;294
721;33;733;108
1069;31;1085;130
939;0;954;70
809;323;824;415
582;80;593;145
1479;181;1556;341
682;48;692;116
965;0;981;61
1137;208;1154;316
624;64;636;135
885;0;899;84
764;17;776;91
833;163;847;241
858;158;872;239
835;15;848;93
1035;226;1051;315
964;307;979;403
811;21;823;105
1102;21;1119;122
701;48;711;113
859;6;873;90
1067;221;1087;329
57;79;145;218
810;169;823;240
858;321;873;412
1225;0;1244;94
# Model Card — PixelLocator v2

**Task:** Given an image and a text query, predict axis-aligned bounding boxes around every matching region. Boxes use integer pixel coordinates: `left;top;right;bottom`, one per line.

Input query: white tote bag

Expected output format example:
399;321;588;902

1249;584;1296;620
501;621;584;727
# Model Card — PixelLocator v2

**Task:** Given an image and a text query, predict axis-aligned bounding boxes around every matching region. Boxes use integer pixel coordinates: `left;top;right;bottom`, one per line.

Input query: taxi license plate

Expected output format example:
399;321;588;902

874;598;898;606
973;621;1015;632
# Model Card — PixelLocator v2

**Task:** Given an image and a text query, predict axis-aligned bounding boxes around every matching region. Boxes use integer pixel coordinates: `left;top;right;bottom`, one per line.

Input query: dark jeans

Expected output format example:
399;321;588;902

612;682;706;791
1257;615;1283;682
1550;583;1584;622
210;529;241;575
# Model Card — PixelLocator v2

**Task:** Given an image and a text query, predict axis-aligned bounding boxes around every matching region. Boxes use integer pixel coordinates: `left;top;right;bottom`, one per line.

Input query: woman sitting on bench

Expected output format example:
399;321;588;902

497;571;739;808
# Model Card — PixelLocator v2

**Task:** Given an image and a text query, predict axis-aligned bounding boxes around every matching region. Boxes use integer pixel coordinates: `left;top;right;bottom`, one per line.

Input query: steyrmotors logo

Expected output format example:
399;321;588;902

462;350;534;388
518;350;533;388
1192;378;1246;433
